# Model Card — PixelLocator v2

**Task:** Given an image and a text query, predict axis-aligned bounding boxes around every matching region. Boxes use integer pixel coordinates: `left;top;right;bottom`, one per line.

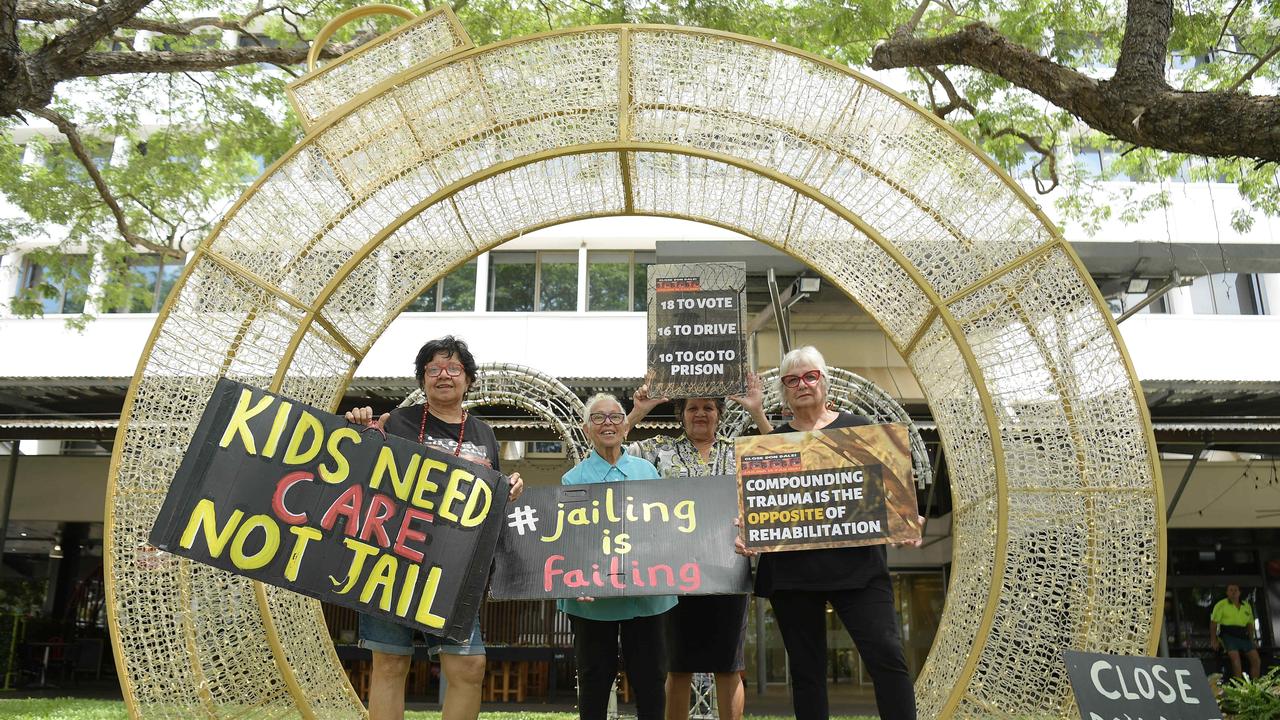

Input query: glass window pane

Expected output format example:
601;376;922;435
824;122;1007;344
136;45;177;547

489;252;535;311
440;261;477;311
588;251;629;311
127;257;162;313
1212;273;1258;315
633;252;655;312
405;284;437;312
155;260;183;312
537;251;578;311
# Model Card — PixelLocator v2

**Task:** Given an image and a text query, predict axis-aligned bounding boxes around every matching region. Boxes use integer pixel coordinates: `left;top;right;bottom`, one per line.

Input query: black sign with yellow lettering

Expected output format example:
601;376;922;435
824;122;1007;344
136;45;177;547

148;379;507;641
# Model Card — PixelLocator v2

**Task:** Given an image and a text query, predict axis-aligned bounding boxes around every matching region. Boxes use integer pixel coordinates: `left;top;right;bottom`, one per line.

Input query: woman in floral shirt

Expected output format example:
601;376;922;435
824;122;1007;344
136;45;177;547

624;373;770;720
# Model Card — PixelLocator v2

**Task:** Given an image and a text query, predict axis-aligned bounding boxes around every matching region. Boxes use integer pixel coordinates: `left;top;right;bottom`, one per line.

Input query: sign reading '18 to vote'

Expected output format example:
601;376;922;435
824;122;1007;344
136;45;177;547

1064;651;1220;720
647;262;747;399
149;379;508;642
490;476;751;599
735;423;921;552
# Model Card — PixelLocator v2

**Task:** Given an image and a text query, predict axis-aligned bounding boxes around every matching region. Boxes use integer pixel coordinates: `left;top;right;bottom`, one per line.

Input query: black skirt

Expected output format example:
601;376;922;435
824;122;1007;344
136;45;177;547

666;594;750;673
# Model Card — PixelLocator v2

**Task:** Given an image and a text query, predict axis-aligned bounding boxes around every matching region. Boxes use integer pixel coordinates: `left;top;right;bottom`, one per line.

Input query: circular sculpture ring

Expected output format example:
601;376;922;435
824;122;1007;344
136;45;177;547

104;8;1165;718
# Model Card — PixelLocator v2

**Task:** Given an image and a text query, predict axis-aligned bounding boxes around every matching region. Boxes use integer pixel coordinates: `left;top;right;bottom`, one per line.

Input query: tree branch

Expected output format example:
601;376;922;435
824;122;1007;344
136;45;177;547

69;40;359;77
1215;0;1246;49
985;126;1058;193
37;0;153;68
1;0;19;94
922;65;974;118
1112;0;1172;90
30;107;184;259
871;22;1280;161
1227;44;1280;93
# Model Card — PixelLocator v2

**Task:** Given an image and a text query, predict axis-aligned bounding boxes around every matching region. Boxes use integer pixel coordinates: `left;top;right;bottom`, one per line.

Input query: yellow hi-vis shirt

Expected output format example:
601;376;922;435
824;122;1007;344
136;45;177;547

1211;598;1254;627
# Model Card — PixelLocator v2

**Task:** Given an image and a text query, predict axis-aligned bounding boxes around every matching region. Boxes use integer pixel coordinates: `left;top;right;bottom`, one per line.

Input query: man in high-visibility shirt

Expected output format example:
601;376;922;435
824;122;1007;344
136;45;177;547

1210;584;1262;680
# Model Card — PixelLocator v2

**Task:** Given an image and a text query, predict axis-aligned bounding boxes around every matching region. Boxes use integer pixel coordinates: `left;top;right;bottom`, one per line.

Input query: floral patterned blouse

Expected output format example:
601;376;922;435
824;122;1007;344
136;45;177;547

626;434;736;478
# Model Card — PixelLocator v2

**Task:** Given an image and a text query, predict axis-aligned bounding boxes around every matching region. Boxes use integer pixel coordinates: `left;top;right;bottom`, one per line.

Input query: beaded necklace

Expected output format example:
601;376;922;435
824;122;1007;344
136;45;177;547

419;403;467;456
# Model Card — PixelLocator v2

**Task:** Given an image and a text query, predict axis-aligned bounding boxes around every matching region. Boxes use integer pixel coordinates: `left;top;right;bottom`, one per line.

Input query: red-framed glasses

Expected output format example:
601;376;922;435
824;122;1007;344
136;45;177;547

781;370;823;388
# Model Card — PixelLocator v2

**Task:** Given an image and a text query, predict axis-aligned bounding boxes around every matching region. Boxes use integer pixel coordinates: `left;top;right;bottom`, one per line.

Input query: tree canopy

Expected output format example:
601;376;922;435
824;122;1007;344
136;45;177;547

1;0;1277;324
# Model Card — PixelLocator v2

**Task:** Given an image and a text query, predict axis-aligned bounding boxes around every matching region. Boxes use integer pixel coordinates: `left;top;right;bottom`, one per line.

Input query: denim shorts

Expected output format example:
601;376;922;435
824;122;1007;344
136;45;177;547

357;611;485;658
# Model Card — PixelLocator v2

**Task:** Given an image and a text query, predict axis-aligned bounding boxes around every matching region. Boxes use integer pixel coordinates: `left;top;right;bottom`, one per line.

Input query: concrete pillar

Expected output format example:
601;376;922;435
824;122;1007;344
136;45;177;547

576;243;588;312
1165;284;1195;315
473;252;489;312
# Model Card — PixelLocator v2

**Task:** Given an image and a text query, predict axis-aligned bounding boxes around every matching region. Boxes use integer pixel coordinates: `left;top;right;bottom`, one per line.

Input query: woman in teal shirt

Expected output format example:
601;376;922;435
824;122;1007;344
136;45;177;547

561;393;675;720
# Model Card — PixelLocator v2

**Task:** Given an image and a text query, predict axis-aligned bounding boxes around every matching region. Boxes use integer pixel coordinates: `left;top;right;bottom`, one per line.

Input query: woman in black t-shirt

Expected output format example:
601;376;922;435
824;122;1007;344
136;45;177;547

735;346;916;720
345;336;523;720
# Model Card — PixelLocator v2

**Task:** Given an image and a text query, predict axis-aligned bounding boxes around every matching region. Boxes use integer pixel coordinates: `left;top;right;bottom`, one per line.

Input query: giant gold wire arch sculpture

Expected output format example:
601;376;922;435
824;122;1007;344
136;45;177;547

397;362;590;462
103;6;1165;718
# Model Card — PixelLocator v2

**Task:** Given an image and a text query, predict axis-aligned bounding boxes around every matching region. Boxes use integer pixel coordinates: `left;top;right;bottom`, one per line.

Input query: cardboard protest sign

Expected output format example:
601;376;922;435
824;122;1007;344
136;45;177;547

149;379;508;642
735;423;921;552
1064;651;1220;720
490;475;751;599
647;262;747;399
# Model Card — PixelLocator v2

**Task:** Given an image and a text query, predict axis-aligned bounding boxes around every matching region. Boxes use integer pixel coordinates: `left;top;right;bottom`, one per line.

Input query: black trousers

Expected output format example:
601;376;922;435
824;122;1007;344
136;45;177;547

769;581;916;720
570;612;668;720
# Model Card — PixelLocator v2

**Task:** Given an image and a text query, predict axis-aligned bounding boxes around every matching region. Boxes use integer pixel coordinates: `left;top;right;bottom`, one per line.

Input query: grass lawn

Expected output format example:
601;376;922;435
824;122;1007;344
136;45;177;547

0;698;877;719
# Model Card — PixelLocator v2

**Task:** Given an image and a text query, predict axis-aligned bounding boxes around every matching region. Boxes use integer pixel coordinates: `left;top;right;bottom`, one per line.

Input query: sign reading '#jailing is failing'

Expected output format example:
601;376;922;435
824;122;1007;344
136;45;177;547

148;379;508;642
736;423;922;552
490;476;751;599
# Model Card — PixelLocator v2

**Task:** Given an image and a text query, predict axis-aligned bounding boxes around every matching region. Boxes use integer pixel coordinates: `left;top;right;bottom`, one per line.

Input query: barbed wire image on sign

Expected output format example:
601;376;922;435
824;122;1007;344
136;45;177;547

647;262;747;399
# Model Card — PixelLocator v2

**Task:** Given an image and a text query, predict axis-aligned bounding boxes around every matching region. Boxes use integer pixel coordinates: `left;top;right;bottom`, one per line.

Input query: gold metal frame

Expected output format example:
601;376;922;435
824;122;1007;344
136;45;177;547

104;8;1165;718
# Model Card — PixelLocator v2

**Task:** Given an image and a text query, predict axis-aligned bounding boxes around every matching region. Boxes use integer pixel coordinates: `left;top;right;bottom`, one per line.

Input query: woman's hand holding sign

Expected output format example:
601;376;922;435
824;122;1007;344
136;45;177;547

733;516;758;558
344;405;523;501
344;406;388;433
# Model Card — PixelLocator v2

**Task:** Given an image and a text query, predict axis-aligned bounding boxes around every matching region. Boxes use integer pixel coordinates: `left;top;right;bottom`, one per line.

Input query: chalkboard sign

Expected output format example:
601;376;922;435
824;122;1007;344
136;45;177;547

490;475;751;599
647;262;747;399
1063;651;1221;720
149;379;508;642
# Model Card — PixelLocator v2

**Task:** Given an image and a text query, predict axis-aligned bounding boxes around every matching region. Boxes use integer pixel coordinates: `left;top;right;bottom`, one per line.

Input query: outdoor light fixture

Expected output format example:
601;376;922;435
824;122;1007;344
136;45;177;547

798;276;821;294
1126;278;1150;294
49;543;63;559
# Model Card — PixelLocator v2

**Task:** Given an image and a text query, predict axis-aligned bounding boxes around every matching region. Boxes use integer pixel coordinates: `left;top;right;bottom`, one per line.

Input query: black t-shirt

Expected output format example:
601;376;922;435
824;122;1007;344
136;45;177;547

383;404;501;473
752;411;889;597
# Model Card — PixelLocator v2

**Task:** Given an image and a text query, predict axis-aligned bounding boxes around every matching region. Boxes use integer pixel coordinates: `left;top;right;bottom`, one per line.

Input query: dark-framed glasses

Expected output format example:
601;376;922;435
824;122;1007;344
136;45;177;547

781;370;823;388
589;412;626;425
425;363;465;378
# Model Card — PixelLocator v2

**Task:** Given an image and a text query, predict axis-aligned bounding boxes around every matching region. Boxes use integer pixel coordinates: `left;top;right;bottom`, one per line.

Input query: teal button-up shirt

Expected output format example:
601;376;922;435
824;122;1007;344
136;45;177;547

557;449;677;621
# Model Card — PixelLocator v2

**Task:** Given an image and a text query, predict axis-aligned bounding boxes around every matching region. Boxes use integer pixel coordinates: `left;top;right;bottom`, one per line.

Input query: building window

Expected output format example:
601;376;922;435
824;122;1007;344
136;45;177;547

1189;273;1259;315
527;441;566;457
1107;292;1168;316
487;251;580;312
20;257;90;314
111;255;185;313
587;250;655;311
406;261;477;312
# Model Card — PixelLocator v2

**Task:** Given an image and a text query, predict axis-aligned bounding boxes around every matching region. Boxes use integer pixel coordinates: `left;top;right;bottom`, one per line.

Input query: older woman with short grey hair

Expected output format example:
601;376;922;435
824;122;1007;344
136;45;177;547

737;346;916;720
560;393;675;720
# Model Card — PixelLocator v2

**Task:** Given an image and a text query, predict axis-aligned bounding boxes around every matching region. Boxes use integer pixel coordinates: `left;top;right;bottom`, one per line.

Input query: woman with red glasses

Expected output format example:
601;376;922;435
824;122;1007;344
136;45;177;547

736;345;916;720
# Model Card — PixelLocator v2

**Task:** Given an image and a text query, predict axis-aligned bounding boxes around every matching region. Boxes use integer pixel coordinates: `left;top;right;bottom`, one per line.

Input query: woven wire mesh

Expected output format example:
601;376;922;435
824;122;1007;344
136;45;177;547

106;12;1161;719
722;367;932;488
397;363;589;462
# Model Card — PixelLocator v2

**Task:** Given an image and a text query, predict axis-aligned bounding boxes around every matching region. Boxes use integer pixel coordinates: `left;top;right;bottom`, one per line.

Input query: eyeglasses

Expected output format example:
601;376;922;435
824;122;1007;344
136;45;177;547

781;370;823;388
589;412;626;425
425;364;464;378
